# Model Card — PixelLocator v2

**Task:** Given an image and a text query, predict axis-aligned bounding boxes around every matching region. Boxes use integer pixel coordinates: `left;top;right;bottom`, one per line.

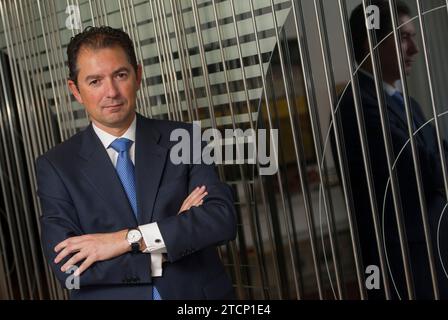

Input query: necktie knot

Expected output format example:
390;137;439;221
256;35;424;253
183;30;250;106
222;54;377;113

110;138;133;153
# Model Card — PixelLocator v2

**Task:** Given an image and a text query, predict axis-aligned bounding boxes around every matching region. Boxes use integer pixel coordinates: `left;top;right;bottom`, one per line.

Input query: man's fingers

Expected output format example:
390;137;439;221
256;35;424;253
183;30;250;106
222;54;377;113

54;246;67;263
183;186;204;203
188;190;208;206
181;191;206;210
54;247;74;264
185;186;201;201
61;251;86;272
178;189;207;214
178;186;206;212
54;235;85;253
54;242;83;263
74;256;96;277
54;241;67;253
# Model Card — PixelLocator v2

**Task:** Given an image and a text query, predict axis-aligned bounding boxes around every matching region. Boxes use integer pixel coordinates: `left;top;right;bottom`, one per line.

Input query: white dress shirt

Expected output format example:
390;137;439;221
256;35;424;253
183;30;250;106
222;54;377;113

92;115;166;277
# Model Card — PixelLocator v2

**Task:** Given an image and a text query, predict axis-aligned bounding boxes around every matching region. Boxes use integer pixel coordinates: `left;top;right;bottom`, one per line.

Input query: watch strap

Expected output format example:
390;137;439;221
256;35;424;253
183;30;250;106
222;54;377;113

131;241;140;254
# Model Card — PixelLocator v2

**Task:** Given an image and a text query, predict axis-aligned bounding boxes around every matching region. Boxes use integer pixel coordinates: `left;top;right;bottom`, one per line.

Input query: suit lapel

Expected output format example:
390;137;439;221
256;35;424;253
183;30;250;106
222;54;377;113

78;125;138;226
385;95;411;127
387;95;434;146
134;115;168;225
411;101;437;150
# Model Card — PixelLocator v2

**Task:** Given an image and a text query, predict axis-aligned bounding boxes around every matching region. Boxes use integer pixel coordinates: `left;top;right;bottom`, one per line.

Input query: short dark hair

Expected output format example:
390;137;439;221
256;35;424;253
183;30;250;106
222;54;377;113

67;26;138;85
350;0;411;64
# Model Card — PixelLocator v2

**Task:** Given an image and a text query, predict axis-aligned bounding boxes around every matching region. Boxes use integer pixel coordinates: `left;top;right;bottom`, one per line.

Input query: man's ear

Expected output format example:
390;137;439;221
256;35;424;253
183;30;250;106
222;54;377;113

136;64;142;90
68;79;83;105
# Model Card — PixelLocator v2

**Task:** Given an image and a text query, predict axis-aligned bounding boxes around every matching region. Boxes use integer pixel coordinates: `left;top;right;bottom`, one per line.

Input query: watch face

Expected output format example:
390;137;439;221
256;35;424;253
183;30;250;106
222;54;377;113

127;229;142;243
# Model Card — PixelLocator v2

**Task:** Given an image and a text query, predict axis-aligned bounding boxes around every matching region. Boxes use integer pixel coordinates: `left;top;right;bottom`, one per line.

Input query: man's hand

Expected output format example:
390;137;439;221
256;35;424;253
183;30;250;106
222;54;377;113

178;185;207;214
54;230;129;277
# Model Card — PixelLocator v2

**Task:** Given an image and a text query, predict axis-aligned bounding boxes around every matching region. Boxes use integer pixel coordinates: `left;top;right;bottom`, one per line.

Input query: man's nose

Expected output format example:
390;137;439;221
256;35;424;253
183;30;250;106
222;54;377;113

409;39;419;55
105;78;120;98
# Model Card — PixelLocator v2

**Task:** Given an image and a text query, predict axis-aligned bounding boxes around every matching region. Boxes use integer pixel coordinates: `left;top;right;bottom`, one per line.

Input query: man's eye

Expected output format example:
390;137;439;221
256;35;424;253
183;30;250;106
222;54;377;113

117;73;128;79
89;79;99;86
400;33;411;40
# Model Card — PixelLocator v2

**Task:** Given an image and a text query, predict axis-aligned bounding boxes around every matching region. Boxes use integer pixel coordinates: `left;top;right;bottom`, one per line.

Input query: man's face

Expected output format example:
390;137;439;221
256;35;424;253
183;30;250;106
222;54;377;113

68;46;142;133
379;14;419;82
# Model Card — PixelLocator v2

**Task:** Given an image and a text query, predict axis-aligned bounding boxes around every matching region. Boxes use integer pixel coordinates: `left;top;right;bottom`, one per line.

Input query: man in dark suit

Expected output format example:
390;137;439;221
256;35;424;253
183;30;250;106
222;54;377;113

334;0;448;298
36;26;237;300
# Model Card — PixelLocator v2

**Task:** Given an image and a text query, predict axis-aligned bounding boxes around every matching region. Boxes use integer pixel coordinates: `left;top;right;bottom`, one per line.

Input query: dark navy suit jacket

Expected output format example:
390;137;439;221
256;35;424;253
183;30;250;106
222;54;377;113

333;72;448;299
36;114;237;300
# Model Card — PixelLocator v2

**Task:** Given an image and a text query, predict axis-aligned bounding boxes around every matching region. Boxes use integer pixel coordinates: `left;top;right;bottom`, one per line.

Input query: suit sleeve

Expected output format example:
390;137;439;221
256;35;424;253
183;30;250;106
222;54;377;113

36;155;153;288
156;127;237;263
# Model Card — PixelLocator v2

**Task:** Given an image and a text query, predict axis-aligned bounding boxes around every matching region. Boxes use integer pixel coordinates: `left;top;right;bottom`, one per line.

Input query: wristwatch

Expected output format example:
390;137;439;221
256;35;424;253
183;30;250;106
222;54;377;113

126;228;143;254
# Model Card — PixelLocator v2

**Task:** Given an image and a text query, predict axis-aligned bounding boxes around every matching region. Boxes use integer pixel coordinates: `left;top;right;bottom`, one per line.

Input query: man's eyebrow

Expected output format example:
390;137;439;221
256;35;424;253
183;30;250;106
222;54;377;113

84;74;103;82
113;67;131;75
83;67;131;82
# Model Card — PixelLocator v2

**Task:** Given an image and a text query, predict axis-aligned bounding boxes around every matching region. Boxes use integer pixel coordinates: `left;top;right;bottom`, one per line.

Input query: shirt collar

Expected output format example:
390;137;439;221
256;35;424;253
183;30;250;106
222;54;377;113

358;68;399;96
92;114;136;149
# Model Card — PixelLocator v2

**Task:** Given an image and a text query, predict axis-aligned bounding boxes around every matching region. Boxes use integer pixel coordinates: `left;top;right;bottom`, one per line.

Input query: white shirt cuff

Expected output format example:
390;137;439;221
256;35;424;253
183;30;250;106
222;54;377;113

138;222;166;254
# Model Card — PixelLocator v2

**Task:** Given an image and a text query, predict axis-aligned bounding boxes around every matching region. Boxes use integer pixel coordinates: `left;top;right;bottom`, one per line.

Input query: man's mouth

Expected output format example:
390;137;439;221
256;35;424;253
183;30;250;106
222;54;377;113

103;103;124;109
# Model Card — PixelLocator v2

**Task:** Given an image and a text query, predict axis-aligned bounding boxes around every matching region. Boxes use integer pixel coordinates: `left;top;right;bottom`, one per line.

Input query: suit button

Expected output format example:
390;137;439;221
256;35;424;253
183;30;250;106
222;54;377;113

155;239;161;243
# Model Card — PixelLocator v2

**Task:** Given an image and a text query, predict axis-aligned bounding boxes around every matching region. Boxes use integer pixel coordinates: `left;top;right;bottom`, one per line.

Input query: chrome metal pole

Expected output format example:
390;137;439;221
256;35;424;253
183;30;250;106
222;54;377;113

362;0;414;299
389;0;439;299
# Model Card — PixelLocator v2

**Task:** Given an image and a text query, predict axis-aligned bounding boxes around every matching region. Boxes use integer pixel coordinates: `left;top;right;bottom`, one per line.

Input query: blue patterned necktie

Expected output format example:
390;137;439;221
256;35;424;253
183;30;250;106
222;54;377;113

109;138;137;217
109;137;162;300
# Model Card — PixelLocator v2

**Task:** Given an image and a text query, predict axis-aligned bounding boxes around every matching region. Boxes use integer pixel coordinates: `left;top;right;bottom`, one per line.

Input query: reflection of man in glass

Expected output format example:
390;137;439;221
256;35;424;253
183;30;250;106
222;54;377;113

333;0;448;298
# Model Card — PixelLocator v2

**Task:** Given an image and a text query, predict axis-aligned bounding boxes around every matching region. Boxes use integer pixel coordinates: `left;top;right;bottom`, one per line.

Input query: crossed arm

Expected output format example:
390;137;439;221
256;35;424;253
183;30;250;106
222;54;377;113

53;186;208;277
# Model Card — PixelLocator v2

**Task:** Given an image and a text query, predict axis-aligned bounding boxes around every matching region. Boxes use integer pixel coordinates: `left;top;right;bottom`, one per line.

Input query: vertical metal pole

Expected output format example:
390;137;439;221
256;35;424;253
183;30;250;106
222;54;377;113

118;0;145;116
1;0;36;299
415;1;448;209
211;0;269;300
336;0;392;299
362;0;414;299
170;0;194;122
88;0;96;27
389;0;439;299
159;0;183;121
229;0;293;299
148;0;172;120
11;0;47;299
155;0;178;120
129;0;153;118
37;0;66;142
175;0;200;120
